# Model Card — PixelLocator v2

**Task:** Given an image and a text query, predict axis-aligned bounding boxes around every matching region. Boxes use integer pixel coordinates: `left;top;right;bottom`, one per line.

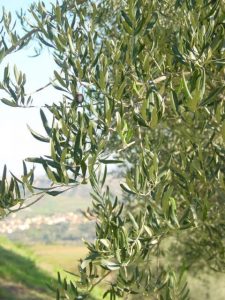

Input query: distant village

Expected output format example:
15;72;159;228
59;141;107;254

0;212;86;234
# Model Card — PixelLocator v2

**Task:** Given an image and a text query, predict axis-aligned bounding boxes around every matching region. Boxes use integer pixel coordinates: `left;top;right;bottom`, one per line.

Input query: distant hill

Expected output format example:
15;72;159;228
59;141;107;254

16;173;121;218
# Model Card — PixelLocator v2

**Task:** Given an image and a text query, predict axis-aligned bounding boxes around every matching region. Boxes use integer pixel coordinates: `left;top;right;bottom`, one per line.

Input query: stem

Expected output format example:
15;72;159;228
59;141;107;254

25;82;52;97
9;194;45;213
5;28;39;56
88;271;111;293
8;185;75;213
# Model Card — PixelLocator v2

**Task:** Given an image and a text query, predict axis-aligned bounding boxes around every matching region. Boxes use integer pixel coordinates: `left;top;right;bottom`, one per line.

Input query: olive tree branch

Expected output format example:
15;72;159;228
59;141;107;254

88;271;111;293
5;28;39;56
7;185;76;214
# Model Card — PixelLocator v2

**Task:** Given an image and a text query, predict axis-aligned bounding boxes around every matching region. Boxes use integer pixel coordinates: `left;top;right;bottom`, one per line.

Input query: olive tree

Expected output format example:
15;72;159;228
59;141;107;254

0;0;224;299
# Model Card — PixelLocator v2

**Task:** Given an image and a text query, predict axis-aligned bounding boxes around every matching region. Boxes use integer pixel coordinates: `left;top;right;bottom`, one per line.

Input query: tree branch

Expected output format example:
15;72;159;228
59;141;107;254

88;271;111;293
5;28;39;56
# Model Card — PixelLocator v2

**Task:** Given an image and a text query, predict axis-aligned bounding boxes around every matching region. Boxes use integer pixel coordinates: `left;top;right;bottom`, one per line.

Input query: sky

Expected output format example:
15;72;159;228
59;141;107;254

0;0;60;176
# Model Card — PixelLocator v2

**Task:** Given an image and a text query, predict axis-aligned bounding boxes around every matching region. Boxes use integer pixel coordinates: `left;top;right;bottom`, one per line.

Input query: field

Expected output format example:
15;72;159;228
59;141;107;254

30;244;88;275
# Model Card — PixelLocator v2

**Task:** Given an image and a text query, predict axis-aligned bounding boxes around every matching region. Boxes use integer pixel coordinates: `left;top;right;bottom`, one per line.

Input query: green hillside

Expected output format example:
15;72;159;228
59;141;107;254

0;237;54;300
0;238;107;300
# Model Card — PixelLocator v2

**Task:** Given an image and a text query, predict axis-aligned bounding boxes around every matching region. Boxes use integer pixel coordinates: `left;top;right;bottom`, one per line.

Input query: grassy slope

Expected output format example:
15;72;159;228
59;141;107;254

0;237;54;300
0;238;107;300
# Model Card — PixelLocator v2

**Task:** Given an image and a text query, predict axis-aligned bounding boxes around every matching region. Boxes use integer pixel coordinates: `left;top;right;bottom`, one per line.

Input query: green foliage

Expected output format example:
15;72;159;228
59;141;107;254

0;0;225;299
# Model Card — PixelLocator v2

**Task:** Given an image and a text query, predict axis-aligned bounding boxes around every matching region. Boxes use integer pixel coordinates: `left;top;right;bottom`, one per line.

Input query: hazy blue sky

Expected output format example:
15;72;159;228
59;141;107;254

0;0;31;11
0;0;59;175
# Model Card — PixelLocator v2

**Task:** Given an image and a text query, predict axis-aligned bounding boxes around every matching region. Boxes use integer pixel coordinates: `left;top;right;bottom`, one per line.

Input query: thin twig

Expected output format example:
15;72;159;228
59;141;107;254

118;141;135;153
5;28;39;56
25;82;52;97
88;271;111;293
25;69;64;97
130;210;147;254
8;185;76;213
9;194;45;213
